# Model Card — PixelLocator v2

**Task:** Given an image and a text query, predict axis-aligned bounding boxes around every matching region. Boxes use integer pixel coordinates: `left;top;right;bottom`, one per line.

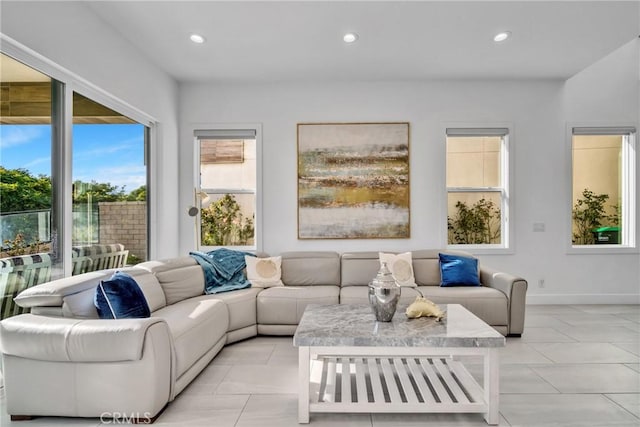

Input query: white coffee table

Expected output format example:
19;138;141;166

293;303;505;425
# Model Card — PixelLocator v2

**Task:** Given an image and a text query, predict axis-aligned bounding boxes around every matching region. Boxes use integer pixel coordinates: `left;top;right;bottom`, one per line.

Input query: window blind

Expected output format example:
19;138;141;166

446;128;509;137
194;129;257;140
572;127;636;136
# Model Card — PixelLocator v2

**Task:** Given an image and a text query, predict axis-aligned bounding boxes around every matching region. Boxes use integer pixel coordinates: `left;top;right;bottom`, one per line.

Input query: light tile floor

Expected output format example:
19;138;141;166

0;304;638;426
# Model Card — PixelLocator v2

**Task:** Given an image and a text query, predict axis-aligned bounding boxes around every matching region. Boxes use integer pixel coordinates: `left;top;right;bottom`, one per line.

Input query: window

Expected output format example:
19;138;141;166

0;44;155;319
195;129;258;250
446;128;509;248
571;127;636;247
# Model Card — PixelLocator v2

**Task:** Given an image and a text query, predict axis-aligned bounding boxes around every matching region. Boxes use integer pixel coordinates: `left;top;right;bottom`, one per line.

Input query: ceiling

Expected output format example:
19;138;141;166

85;1;639;83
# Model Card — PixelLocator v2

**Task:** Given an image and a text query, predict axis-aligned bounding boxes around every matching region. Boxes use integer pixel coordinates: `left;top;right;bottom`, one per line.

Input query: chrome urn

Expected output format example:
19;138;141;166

368;261;401;322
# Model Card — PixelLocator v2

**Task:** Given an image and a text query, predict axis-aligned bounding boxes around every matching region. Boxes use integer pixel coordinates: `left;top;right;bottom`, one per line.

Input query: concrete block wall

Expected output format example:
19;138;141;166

98;201;147;262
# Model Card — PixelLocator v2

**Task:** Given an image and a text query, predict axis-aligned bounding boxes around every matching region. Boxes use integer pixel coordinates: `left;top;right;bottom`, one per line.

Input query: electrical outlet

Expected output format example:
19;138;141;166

538;279;545;288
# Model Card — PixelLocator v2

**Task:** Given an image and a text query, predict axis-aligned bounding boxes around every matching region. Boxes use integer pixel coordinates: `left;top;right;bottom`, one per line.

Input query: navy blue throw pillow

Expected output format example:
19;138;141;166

94;272;151;319
439;253;480;287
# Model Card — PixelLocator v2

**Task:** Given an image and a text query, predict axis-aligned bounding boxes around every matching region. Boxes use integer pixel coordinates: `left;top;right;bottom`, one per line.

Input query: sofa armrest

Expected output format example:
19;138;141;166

480;267;528;335
0;314;170;363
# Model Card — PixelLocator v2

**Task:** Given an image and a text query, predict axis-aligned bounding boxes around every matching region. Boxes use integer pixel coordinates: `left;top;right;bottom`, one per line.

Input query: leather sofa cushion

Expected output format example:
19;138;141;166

14;270;116;308
199;288;261;332
137;257;205;305
61;288;100;318
281;252;340;286
127;268;168;312
153;297;228;377
411;250;442;285
0;314;167;362
339;286;419;305
340;252;379;286
420;286;508;327
257;286;339;325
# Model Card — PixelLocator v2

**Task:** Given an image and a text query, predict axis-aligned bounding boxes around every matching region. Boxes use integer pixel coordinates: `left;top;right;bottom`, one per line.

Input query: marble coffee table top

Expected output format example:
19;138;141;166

293;303;505;348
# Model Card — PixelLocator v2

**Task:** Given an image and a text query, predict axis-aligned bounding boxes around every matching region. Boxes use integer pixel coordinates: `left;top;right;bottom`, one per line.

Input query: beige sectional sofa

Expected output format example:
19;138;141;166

0;250;527;422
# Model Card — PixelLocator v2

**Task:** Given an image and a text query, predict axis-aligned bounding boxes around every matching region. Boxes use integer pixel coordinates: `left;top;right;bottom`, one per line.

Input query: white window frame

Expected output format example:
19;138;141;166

567;125;637;254
193;124;262;252
445;126;513;254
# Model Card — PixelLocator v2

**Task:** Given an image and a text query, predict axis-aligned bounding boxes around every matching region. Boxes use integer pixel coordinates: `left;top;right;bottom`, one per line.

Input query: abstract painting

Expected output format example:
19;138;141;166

297;122;410;239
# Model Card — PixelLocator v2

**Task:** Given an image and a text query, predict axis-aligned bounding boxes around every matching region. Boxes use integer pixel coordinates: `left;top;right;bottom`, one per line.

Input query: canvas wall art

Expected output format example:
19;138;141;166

297;122;410;239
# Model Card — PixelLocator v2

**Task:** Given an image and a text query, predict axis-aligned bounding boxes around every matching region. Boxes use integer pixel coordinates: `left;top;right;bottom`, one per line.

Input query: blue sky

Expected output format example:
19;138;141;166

0;123;145;193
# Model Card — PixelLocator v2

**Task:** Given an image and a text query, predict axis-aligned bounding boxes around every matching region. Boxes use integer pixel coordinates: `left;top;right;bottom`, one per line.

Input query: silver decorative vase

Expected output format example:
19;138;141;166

368;261;401;322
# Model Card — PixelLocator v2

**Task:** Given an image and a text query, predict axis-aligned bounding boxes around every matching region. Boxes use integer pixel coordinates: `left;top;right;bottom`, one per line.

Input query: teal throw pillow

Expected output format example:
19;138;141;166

94;271;151;319
439;253;480;287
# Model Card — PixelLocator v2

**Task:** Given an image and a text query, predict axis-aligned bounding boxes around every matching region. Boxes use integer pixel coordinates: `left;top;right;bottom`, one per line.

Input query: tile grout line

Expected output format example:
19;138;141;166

601;393;640;420
212;364;234;395
499;409;514;427
233;394;252;427
525;363;564;395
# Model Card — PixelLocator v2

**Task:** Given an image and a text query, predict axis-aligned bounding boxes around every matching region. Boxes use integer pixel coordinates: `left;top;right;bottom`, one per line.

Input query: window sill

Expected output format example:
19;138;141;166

446;244;514;255
567;245;638;255
199;245;257;253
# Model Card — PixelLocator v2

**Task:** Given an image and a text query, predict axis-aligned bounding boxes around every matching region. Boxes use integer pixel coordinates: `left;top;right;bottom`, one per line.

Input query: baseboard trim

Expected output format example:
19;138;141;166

526;294;640;305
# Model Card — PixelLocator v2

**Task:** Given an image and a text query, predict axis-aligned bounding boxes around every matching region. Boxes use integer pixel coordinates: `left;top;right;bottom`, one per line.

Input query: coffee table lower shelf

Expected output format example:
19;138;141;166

310;356;485;413
298;347;500;425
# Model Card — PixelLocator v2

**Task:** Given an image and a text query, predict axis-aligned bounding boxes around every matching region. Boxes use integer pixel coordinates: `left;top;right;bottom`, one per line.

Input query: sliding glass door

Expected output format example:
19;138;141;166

0;54;60;318
0;52;151;318
72;92;148;269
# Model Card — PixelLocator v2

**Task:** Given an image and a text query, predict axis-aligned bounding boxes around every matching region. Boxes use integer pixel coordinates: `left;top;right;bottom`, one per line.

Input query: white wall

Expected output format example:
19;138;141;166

559;39;640;304
179;35;640;303
1;1;180;259
564;39;639;123
179;75;636;304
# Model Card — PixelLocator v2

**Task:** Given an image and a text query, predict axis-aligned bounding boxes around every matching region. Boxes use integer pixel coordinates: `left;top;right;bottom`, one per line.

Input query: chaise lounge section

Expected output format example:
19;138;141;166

0;249;527;422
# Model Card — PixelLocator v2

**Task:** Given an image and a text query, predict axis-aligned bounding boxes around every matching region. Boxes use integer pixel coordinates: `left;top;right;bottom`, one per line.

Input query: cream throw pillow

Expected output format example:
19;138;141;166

245;256;284;288
378;252;417;287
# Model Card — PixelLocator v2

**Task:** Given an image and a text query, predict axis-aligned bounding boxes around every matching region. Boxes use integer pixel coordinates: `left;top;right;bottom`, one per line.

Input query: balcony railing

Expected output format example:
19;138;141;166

0;244;129;320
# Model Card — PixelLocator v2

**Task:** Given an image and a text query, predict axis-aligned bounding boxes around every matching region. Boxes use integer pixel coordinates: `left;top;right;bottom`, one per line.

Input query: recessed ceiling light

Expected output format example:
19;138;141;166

343;32;359;43
493;31;511;42
190;34;206;44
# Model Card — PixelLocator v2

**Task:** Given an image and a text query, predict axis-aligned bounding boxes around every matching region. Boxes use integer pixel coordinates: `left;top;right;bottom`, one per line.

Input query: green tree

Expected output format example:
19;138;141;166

72;180;125;203
1;168;145;209
201;194;254;246
0;167;51;213
1;167;52;247
126;185;147;201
